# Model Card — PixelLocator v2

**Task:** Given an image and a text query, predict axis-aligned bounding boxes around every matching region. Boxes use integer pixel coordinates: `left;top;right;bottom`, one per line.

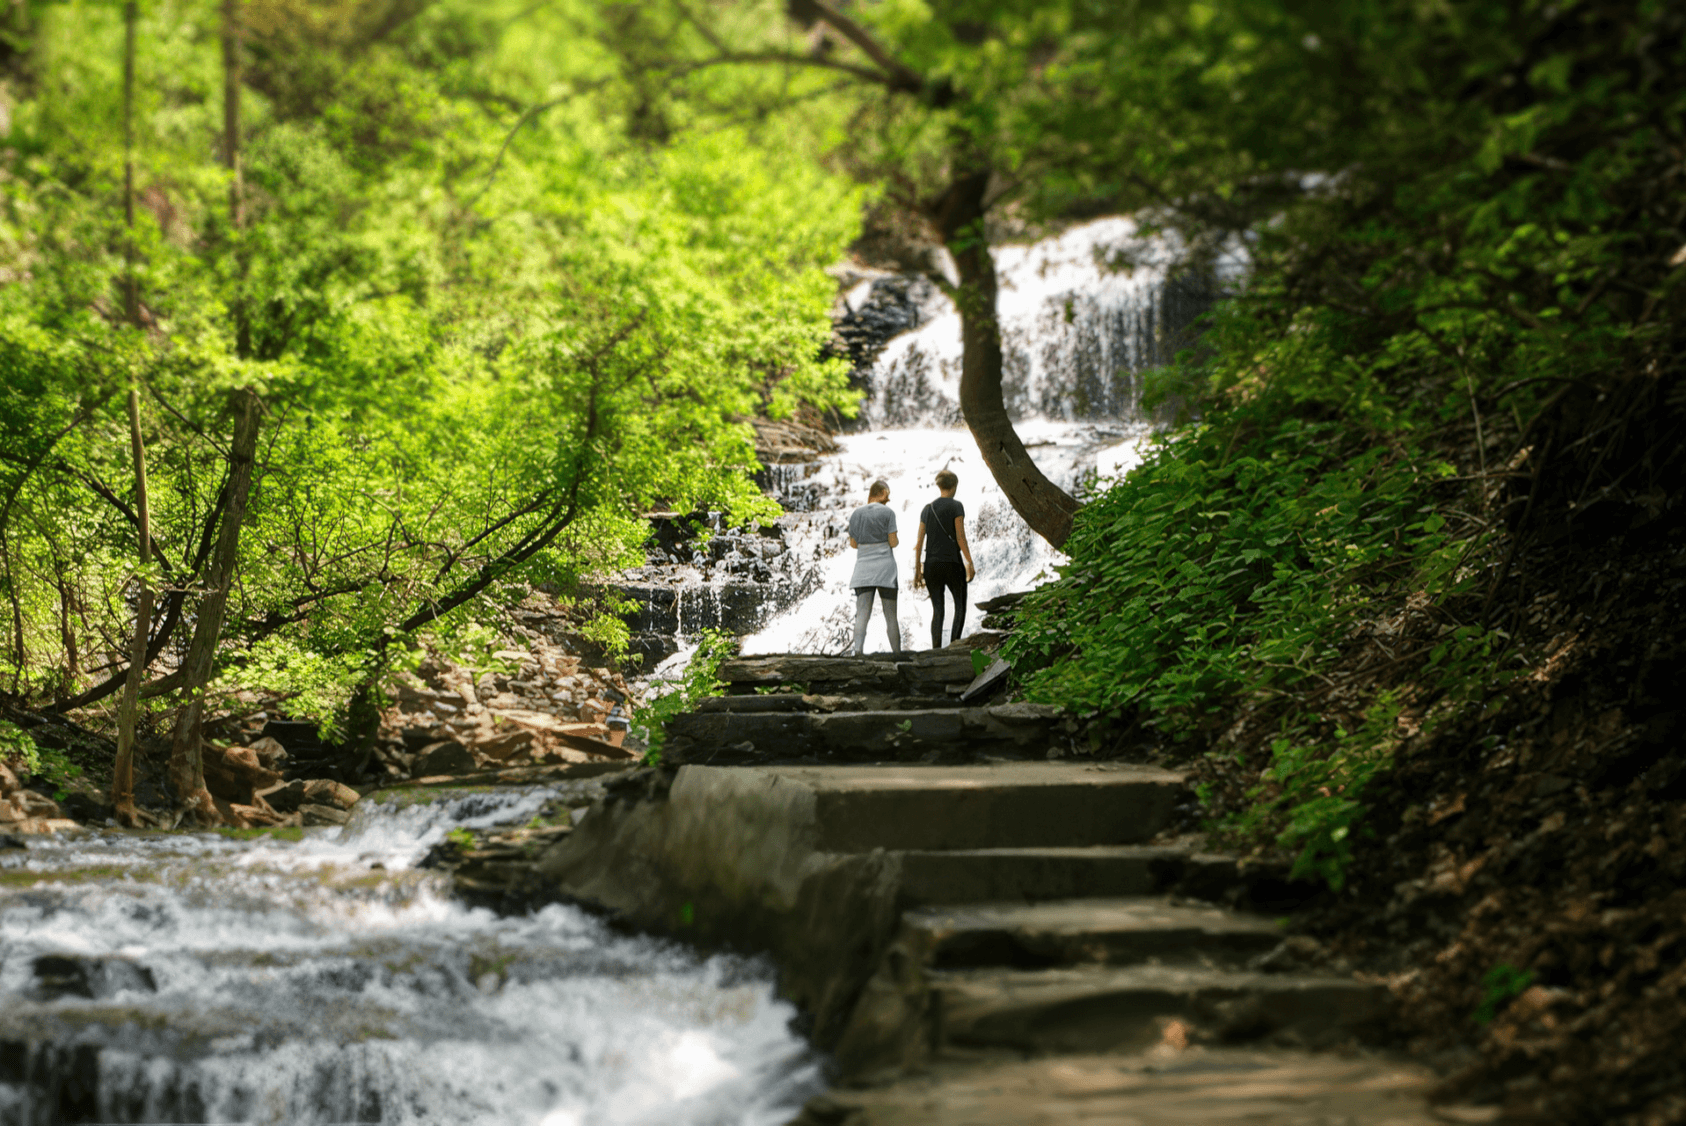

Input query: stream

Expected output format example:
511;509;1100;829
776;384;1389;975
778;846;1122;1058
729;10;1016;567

0;787;820;1126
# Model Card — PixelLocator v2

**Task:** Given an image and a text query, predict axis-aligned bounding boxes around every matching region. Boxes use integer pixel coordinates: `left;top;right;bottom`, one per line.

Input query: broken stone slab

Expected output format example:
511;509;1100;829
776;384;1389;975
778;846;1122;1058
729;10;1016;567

895;655;981;692
477;729;536;760
300;803;350;826
975;591;1031;614
412;741;477;777
256;778;360;812
903;897;1285;970
961;657;1012;702
934;964;1389;1054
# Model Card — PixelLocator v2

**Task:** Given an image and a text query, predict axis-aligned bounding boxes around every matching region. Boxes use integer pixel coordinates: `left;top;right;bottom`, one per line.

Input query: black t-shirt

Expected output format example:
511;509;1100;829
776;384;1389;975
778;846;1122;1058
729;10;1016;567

921;497;965;564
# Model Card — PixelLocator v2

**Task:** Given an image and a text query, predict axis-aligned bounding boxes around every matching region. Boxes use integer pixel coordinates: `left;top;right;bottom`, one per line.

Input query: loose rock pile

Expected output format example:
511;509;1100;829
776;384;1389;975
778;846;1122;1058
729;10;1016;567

368;637;640;782
0;762;75;835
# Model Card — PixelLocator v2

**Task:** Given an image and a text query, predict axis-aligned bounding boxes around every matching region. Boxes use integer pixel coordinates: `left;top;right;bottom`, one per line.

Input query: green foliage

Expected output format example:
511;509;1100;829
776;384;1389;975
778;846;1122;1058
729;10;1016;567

0;1;862;723
211;638;369;743
445;827;476;849
1248;694;1403;889
1474;965;1535;1025
0;721;81;798
1007;419;1448;723
631;629;736;755
0;722;37;774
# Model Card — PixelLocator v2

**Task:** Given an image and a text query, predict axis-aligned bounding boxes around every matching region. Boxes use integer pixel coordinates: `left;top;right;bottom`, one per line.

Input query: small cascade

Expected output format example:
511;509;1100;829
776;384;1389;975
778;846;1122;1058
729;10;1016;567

0;790;820;1126
857;217;1221;429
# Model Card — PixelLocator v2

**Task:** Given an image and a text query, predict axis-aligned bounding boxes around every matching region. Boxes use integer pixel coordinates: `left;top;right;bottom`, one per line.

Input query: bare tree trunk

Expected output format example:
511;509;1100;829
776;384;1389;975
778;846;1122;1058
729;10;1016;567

112;388;154;827
929;170;1083;549
168;388;260;825
221;0;243;229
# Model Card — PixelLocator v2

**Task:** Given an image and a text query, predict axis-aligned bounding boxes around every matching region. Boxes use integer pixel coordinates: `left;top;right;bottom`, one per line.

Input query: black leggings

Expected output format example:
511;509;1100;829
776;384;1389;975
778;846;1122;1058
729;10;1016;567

925;561;968;648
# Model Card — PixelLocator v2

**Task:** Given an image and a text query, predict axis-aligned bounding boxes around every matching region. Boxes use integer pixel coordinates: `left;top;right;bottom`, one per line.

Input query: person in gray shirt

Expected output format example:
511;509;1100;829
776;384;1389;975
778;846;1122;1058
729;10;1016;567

847;479;902;655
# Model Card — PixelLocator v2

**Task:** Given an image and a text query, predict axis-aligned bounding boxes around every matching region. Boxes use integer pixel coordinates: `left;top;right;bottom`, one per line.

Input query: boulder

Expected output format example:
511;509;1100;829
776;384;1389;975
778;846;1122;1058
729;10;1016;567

478;729;536;761
412;741;477;777
302;778;361;810
300;803;350;826
16;790;61;819
249;736;289;770
203;744;283;805
211;796;284;828
0;762;17;793
0;796;24;823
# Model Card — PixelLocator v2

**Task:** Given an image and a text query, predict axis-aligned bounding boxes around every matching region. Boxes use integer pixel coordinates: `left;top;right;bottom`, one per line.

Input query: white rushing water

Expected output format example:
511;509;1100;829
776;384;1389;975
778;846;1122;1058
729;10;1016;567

740;422;1151;654
0;792;821;1126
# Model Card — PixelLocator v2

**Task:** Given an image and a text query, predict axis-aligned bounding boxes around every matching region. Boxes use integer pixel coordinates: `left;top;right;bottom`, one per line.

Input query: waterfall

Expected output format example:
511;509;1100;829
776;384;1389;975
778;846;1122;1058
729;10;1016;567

734;217;1221;655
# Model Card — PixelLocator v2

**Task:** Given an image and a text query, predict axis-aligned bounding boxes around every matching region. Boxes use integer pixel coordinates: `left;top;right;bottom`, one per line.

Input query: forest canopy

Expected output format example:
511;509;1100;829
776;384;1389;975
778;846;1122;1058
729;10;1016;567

0;0;862;760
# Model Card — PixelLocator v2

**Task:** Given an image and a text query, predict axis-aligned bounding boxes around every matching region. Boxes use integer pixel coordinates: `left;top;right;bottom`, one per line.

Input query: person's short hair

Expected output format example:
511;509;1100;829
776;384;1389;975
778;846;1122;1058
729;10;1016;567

935;469;959;491
868;479;890;499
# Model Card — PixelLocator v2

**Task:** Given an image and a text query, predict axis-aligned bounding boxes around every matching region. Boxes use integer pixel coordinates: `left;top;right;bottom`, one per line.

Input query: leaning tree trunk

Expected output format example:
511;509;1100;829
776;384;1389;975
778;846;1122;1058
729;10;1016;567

930;170;1082;549
168;388;260;824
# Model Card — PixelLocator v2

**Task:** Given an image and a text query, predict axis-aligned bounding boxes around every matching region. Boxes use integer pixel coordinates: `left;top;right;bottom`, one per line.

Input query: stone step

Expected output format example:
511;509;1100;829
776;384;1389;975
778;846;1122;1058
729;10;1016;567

896;846;1190;906
790;1048;1460;1126
694;694;969;715
665;703;1069;764
718;652;981;696
933;964;1388;1054
669;762;1186;852
905;897;1286;970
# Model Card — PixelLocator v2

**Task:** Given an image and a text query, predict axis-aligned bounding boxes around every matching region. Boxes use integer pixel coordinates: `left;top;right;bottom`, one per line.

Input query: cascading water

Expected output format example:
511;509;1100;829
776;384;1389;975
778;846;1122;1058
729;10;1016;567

0;791;821;1126
734;216;1221;655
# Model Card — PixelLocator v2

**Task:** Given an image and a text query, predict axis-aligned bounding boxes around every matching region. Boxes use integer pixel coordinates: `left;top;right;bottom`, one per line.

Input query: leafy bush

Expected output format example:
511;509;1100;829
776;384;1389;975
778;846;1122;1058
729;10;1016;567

0;720;84;799
1007;417;1448;724
630;629;737;757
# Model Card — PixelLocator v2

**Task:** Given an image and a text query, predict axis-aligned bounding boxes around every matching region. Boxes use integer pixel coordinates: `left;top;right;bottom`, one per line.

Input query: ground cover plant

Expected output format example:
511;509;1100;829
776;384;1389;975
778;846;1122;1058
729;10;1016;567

1002;0;1686;1117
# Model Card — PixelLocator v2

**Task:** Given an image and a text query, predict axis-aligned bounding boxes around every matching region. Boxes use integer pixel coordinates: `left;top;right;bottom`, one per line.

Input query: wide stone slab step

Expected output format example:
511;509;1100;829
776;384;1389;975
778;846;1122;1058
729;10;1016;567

905;897;1286;970
693;694;969;715
790;1048;1458;1126
896;846;1190;906
665;703;1069;764
934;964;1388;1054
718;652;981;696
670;762;1186;852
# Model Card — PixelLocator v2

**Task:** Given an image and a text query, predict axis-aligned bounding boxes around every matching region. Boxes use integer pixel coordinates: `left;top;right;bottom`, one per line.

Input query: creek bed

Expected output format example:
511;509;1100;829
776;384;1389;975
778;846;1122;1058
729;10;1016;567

0;786;820;1126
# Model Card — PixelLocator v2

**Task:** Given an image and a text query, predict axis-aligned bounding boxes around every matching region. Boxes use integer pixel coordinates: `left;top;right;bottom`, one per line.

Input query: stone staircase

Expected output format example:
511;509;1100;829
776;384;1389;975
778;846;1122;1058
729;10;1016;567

537;653;1463;1124
662;651;1075;765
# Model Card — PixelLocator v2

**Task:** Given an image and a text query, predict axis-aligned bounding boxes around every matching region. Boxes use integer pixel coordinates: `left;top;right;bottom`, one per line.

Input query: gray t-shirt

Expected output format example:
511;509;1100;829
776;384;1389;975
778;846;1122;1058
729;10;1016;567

848;503;897;545
848;503;899;591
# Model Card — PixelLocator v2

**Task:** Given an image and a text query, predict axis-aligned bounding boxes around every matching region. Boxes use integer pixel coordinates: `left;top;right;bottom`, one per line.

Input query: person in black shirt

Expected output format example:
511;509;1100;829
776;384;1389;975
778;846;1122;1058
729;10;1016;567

912;469;975;649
